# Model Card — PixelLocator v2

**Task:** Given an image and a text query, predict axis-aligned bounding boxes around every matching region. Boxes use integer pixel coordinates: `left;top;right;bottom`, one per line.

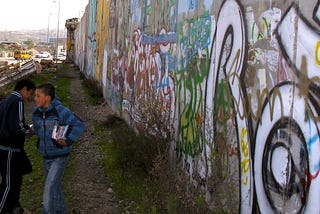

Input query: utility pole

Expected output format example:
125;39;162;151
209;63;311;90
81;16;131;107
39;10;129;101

53;0;60;63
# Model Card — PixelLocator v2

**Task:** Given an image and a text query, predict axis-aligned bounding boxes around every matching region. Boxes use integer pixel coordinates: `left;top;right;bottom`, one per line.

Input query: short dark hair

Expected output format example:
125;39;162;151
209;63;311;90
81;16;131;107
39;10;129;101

14;78;36;91
37;83;55;100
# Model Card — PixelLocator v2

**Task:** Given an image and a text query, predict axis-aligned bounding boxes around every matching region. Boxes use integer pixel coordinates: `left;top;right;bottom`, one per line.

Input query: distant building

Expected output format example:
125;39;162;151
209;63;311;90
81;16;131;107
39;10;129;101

0;41;22;50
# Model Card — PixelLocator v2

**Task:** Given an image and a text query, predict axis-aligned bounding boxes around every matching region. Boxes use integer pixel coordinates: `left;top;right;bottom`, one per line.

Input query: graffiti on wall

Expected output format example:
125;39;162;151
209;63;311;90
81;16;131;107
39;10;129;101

204;0;320;213
254;4;320;213
73;0;320;212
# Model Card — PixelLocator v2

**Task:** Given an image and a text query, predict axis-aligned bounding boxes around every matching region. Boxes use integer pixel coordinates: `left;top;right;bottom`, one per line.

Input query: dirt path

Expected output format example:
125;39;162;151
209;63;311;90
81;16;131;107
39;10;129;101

66;65;119;213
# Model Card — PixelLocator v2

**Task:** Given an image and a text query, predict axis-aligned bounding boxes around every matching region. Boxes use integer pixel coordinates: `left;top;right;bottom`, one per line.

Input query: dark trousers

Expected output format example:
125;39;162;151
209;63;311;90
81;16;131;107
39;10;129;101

0;149;23;214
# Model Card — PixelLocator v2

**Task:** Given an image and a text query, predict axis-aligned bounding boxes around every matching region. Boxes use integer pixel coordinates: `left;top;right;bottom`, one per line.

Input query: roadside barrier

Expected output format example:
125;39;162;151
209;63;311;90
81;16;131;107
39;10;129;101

0;60;37;88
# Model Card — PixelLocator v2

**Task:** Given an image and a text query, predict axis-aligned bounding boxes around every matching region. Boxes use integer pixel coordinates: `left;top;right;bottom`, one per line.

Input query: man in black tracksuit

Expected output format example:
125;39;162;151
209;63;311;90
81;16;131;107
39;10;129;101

0;78;36;214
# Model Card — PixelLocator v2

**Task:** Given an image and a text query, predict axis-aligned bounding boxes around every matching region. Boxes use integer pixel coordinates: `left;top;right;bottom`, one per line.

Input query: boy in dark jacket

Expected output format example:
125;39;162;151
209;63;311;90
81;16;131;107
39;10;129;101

0;78;36;214
32;83;84;213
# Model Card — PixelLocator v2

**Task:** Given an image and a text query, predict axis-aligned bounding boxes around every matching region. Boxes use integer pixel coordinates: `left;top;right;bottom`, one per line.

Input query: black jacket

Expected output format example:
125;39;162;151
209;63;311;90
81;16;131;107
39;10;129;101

0;91;31;148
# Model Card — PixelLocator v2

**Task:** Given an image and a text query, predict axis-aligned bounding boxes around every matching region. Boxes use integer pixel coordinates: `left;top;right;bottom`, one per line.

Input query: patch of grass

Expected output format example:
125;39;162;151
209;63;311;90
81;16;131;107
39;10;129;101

80;73;104;105
93;114;214;213
20;136;44;213
95;116;163;213
32;64;71;107
166;194;179;214
0;85;12;100
54;65;71;107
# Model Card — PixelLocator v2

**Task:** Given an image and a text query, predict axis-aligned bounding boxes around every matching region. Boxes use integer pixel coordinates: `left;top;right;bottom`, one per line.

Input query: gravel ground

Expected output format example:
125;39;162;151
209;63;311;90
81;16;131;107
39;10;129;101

66;65;120;213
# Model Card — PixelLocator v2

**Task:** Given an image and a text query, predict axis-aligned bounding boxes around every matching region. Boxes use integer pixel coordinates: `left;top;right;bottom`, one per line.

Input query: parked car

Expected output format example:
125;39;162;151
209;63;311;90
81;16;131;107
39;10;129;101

34;53;53;64
56;53;66;61
38;51;51;58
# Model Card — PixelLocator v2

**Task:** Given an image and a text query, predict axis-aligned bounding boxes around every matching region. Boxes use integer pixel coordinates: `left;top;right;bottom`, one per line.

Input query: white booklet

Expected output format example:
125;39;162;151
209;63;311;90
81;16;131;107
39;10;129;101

52;124;69;140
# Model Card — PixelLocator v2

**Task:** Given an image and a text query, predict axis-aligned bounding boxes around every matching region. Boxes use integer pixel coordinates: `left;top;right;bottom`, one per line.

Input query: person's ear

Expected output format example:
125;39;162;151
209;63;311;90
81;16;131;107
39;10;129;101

20;87;28;99
45;95;52;103
20;86;27;93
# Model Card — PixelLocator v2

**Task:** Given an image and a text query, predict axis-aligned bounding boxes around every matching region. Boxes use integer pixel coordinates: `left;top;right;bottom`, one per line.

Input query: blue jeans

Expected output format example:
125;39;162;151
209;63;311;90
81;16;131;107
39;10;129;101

42;156;68;214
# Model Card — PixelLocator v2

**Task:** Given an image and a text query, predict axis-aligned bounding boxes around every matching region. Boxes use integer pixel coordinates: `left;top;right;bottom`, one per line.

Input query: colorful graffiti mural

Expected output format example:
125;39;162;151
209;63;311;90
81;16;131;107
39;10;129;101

71;0;320;212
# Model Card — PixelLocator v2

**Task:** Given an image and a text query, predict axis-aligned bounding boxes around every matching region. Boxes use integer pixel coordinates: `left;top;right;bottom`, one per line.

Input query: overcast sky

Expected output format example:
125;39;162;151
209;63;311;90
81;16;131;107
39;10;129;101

0;0;88;31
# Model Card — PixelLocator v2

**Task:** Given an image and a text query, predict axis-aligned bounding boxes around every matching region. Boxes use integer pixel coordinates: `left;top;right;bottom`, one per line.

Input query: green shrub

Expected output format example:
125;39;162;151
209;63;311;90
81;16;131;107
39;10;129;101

81;73;104;105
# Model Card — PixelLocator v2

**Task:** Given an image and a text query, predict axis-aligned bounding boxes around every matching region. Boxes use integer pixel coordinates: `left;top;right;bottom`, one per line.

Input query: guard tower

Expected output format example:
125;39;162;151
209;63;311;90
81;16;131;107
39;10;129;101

65;18;79;62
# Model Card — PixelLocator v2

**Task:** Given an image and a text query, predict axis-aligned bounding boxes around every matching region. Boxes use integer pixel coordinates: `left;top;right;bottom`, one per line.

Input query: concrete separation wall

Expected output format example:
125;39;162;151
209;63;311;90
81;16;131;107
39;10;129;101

71;0;320;212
